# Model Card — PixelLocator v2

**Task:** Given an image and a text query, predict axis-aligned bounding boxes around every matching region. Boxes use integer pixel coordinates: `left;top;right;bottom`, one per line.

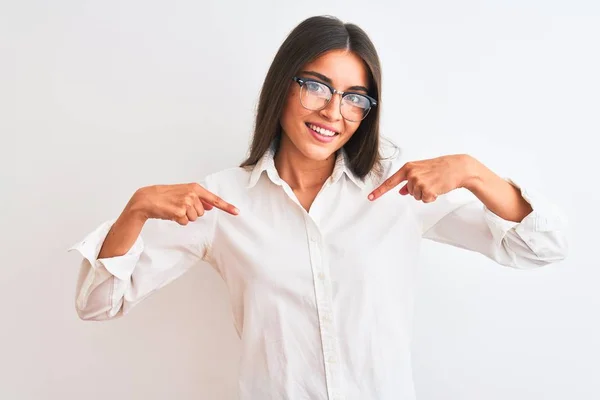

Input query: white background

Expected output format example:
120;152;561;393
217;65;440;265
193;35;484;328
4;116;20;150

1;0;598;399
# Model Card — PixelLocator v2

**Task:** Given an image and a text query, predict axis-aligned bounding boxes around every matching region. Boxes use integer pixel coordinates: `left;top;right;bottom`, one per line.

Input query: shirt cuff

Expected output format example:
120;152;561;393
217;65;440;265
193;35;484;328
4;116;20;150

68;219;144;281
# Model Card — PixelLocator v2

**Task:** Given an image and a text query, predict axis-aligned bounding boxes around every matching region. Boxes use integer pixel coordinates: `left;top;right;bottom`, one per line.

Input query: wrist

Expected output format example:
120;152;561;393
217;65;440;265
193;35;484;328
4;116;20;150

123;191;150;225
459;154;485;192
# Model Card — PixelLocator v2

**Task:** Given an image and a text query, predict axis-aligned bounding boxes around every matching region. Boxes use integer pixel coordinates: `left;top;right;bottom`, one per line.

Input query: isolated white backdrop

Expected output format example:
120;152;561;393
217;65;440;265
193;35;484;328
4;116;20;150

1;1;598;399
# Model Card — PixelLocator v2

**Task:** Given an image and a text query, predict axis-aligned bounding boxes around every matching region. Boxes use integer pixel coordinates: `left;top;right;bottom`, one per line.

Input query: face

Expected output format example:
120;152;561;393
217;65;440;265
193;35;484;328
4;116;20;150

279;50;371;162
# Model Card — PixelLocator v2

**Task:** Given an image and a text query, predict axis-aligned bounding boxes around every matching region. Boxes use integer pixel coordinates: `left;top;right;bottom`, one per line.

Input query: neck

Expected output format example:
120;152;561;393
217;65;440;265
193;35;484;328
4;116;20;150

274;135;336;191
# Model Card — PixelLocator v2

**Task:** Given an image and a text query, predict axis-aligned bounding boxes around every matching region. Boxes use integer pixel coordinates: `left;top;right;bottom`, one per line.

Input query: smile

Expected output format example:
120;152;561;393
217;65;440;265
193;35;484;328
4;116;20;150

306;123;338;137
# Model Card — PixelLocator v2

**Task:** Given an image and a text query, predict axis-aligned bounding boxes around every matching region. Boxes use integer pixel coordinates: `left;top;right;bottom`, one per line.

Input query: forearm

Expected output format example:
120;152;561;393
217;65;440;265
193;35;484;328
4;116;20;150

98;208;147;259
462;156;533;223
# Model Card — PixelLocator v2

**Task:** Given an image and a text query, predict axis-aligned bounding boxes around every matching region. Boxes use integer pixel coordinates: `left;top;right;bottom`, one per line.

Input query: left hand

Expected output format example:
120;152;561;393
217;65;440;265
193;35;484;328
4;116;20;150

368;154;475;203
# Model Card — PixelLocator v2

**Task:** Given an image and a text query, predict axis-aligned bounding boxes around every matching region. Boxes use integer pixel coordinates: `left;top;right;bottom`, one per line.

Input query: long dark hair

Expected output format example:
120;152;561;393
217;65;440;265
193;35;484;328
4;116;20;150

240;15;385;179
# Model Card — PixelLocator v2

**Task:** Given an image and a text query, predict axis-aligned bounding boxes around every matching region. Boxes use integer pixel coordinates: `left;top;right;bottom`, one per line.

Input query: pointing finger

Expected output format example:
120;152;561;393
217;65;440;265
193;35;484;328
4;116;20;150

194;185;240;215
368;165;408;201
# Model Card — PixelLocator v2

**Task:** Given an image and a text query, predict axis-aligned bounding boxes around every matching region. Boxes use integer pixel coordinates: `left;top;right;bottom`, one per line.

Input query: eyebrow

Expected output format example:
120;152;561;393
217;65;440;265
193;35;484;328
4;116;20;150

301;70;369;93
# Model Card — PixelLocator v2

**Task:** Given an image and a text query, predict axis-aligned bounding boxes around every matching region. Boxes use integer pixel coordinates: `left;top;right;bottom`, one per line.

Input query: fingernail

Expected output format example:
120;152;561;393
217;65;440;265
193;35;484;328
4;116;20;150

368;194;374;201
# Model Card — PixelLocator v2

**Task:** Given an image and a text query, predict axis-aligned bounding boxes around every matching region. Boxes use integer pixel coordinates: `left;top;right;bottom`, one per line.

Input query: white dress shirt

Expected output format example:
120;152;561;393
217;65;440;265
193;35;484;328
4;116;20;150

69;140;568;400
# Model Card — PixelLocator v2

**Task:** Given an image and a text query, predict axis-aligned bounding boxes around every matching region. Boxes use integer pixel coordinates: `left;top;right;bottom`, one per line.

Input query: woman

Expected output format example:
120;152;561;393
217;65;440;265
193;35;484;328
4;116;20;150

70;15;568;400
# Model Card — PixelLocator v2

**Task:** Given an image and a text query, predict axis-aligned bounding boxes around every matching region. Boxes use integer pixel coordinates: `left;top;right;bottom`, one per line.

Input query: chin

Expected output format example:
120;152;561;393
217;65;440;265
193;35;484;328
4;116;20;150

299;142;339;161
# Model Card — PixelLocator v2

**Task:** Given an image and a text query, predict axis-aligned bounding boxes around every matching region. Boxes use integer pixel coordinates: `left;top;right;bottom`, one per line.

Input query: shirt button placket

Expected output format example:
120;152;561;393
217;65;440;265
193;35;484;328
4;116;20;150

305;218;343;400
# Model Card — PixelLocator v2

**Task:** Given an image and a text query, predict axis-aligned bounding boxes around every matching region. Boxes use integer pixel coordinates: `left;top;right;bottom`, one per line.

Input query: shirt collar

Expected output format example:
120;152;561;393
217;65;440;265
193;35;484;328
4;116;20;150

247;140;366;189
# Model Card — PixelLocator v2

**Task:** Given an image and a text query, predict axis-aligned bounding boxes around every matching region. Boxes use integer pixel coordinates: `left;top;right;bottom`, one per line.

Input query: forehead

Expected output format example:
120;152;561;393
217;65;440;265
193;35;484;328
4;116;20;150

301;50;369;88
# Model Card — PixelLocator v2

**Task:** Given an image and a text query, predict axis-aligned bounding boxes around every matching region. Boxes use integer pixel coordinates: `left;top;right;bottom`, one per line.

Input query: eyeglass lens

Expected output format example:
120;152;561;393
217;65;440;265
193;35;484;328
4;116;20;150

300;80;371;121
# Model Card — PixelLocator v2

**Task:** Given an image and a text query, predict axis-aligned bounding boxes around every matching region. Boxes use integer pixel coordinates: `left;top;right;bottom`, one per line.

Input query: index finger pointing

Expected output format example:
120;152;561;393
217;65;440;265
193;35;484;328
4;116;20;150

368;165;408;201
195;186;240;215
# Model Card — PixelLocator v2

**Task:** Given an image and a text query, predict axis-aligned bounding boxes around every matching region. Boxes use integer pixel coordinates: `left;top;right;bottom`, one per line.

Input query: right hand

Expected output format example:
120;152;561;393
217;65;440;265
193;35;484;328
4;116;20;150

125;183;239;225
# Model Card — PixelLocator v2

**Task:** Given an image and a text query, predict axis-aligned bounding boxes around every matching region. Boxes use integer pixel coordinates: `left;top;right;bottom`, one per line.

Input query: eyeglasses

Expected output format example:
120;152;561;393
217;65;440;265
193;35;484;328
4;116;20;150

292;76;377;122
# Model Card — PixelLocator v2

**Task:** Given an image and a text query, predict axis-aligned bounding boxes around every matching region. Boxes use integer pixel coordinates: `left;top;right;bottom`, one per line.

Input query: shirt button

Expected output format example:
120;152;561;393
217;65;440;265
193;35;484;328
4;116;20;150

318;272;325;280
310;236;318;242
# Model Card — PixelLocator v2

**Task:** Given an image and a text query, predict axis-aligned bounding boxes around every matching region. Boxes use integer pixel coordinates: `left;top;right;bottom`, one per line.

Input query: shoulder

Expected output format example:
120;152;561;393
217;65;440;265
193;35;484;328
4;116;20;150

202;166;252;191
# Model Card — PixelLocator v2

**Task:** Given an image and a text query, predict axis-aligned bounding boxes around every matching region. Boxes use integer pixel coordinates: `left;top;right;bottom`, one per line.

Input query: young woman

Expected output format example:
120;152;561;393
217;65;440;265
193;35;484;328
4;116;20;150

70;15;568;400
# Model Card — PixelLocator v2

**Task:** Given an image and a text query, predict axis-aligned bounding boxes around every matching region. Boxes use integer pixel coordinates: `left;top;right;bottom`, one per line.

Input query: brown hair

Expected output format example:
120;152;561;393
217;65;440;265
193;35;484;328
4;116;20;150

239;15;386;179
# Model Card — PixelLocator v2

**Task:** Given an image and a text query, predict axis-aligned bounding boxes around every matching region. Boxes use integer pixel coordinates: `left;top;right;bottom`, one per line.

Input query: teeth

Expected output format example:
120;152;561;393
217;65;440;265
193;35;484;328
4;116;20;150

309;124;336;137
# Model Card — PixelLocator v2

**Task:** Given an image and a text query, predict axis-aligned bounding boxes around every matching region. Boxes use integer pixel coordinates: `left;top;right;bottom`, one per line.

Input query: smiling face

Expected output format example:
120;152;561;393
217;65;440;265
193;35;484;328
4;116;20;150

279;49;371;162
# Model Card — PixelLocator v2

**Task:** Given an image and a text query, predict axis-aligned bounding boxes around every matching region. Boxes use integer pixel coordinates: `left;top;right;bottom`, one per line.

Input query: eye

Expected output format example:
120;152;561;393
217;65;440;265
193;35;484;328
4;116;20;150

345;94;369;107
305;81;327;94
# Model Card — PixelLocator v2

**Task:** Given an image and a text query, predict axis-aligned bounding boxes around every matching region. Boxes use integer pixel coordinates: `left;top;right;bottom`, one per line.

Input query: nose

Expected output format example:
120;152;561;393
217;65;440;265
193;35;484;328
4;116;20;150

319;93;343;122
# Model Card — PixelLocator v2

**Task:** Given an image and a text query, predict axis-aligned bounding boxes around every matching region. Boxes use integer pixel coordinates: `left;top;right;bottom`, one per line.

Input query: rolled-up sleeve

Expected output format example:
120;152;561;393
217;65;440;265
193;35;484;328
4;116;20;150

418;178;568;269
68;180;220;321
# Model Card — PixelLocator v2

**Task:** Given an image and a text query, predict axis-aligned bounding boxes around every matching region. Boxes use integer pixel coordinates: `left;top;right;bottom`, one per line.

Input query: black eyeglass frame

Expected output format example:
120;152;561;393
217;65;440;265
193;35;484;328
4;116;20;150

292;76;378;121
